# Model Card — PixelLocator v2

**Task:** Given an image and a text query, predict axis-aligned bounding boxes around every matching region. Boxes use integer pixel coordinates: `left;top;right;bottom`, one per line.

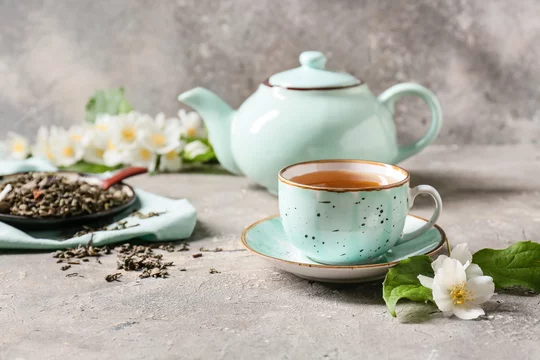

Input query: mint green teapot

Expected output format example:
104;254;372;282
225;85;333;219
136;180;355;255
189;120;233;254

179;51;442;194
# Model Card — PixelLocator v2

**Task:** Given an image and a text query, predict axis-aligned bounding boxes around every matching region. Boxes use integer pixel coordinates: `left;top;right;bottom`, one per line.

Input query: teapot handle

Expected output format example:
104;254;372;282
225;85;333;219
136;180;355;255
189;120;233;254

378;83;443;163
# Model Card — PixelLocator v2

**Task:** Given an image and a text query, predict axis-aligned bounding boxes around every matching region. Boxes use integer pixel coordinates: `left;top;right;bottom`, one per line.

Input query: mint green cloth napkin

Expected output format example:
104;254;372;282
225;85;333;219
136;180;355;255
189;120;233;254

0;159;197;250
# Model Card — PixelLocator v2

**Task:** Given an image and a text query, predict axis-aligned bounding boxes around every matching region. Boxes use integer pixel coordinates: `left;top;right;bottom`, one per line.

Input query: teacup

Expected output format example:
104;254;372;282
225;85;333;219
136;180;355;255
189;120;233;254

278;160;442;265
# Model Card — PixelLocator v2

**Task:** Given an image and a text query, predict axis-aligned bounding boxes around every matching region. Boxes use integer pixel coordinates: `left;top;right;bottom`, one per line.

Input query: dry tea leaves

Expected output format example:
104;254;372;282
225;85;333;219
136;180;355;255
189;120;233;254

158;243;176;252
66;273;83;278
200;247;223;252
105;273;122;282
177;243;190;252
192;253;203;258
53;244;111;259
60;265;71;271
53;242;174;281
209;268;221;274
0;172;130;218
131;210;164;219
115;243;173;279
72;221;139;238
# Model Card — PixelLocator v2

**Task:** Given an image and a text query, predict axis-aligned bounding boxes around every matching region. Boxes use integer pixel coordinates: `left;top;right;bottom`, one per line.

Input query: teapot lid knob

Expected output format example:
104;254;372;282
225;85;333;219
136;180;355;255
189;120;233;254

299;51;326;69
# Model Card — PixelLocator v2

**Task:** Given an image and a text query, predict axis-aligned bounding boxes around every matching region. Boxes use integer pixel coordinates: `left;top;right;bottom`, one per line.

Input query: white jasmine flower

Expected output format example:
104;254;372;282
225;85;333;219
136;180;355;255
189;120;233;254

433;243;484;279
140;113;183;153
83;129;109;165
124;144;157;171
109;111;152;149
159;147;183;172
183;140;209;160
179;109;206;138
32;126;55;162
103;138;126;167
419;257;494;320
2;132;30;160
94;114;114;133
67;125;91;147
48;128;84;166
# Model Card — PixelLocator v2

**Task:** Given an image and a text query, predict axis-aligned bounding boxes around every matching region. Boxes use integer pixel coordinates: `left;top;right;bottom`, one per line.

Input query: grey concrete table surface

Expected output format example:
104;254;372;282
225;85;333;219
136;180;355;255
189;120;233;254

1;145;539;360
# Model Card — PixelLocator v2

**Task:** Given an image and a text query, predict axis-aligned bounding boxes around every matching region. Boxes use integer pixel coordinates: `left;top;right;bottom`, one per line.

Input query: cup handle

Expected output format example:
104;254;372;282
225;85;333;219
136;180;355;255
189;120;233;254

378;83;443;163
395;185;443;245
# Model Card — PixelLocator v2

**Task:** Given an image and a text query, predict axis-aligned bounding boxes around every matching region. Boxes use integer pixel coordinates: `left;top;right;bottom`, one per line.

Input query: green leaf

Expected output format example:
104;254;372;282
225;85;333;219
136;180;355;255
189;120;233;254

383;256;434;317
182;138;217;164
85;88;133;123
60;161;122;174
472;241;540;292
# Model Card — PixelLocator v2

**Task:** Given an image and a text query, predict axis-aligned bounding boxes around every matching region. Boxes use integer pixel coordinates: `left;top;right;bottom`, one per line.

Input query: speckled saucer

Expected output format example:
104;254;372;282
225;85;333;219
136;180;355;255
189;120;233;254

241;214;448;283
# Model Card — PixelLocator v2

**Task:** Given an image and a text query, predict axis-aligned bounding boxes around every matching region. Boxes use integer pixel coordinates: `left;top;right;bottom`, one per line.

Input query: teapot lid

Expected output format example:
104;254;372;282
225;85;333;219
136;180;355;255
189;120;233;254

267;51;361;89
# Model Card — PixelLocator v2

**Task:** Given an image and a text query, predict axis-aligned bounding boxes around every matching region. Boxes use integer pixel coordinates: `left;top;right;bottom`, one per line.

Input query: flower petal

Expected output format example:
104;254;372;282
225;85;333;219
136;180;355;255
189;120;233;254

431;255;449;272
436;257;467;289
417;275;434;289
465;263;484;279
432;280;453;312
452;304;485;320
466;276;495;305
451;243;472;266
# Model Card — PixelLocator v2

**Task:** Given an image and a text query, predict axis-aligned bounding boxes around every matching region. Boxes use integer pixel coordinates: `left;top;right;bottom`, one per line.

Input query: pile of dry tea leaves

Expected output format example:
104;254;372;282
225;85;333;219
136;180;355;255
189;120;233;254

115;243;173;279
0;172;129;218
53;242;177;281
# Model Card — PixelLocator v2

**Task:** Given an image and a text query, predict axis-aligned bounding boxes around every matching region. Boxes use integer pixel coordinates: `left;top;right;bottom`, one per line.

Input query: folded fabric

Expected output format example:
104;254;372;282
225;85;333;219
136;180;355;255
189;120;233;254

0;158;197;250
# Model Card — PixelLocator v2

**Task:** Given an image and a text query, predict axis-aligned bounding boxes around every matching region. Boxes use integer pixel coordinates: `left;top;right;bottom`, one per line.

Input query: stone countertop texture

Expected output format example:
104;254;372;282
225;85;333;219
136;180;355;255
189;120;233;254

1;145;539;360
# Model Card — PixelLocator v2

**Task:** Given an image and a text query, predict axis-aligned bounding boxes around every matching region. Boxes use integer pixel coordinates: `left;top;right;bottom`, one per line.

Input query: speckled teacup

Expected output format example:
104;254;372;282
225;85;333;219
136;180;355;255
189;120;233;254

278;160;442;265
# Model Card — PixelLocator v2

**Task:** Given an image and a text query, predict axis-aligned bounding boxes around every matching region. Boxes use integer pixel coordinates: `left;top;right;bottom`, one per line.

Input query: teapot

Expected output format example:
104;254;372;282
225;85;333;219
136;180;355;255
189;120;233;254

178;51;442;194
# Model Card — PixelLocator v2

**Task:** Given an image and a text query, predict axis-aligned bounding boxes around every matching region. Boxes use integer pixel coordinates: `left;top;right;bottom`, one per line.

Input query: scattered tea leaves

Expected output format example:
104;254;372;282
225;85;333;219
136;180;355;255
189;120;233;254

178;243;190;252
158;243;176;252
116;243;174;279
66;273;83;278
131;210;165;219
60;265;71;271
192;253;203;258
53;242;175;281
209;268;220;274
72;221;139;238
200;247;223;252
105;273;122;282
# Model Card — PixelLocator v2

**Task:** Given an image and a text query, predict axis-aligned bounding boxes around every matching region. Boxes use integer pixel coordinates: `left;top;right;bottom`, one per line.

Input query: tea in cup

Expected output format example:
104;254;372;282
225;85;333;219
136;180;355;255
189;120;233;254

278;160;442;265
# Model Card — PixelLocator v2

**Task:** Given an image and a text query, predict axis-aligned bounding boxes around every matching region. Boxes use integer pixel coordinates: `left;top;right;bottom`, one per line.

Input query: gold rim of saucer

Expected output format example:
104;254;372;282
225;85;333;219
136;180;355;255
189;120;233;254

240;214;448;269
278;159;410;192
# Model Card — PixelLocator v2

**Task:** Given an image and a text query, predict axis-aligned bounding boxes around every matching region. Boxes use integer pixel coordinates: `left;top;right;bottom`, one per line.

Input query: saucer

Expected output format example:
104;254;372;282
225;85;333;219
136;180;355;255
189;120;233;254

241;214;448;283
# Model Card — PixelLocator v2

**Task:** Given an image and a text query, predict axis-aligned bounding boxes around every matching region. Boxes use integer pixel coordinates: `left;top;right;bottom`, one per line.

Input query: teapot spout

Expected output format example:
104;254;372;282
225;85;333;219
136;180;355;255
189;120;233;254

178;87;242;175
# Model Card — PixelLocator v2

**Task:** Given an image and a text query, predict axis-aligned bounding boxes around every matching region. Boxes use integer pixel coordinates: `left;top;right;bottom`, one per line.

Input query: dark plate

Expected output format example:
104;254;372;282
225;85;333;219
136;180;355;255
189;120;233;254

0;171;137;230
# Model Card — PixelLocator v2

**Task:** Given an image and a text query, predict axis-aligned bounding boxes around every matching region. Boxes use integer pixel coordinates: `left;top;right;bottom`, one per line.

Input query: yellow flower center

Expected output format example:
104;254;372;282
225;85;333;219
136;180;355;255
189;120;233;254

95;124;108;132
46;149;54;160
12;142;25;153
107;140;116;151
63;146;74;157
95;149;105;158
121;127;136;142
450;282;472;305
151;133;167;147
71;134;82;142
139;148;152;161
187;127;197;137
165;150;177;160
